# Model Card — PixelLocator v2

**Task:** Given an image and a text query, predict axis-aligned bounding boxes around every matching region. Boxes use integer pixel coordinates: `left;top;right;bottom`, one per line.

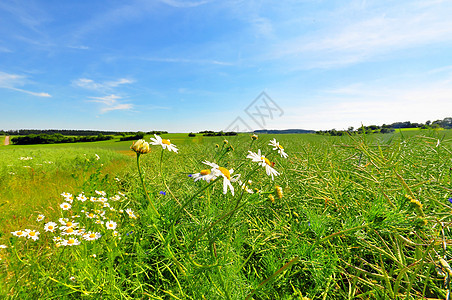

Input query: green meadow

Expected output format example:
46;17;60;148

1;130;452;299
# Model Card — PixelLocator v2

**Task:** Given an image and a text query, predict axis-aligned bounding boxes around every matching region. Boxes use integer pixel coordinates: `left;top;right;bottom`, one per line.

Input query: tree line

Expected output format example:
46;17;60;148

11;133;113;145
316;117;452;136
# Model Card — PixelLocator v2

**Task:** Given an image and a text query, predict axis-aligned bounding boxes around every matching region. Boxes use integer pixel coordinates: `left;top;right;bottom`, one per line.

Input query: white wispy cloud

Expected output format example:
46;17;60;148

141;57;233;66
88;94;133;113
266;0;452;69
0;71;51;97
73;78;134;92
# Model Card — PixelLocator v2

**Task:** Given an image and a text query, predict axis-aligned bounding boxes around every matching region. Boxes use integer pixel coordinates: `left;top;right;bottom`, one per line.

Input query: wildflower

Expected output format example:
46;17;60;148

95;190;106;197
0;245;7;249
125;208;137;219
191;168;216;183
61;227;76;235
44;222;58;232
36;214;45;222
69;276;76;282
61;192;72;198
25;229;40;241
113;231;121;238
62;238;81;246
268;138;288;158
130;139;151;154
11;230;26;237
53;236;62;242
268;194;275;203
98;197;108;203
110;195;121;201
77;194;87;202
448;198;452;204
95;219;104;225
247;150;280;180
150;134;178;153
95;154;100;160
238;180;254;194
83;232;102;241
60;202;71;210
202;161;239;195
58;218;69;225
159;191;166;196
90;254;97;258
105;221;117;230
251;134;258;140
275;186;283;199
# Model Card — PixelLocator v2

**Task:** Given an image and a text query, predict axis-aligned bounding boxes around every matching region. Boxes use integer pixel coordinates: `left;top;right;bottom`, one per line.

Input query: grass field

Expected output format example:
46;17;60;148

1;130;452;299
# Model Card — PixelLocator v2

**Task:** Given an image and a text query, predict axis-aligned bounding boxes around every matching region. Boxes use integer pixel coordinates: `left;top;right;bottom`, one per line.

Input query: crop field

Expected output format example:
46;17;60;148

1;130;452;299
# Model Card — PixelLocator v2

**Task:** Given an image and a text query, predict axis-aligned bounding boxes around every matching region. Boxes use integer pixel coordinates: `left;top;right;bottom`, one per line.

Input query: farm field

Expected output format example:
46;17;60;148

1;130;452;299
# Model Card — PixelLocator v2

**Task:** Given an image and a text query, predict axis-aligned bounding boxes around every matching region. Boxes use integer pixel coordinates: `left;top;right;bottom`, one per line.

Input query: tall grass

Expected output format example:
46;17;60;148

1;131;451;299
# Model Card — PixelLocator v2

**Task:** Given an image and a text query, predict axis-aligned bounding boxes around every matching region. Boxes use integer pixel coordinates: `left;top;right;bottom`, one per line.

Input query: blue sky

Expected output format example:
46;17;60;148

1;0;452;132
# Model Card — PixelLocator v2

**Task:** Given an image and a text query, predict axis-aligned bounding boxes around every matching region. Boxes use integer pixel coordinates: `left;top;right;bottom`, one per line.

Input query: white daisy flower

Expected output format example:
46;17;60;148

110;195;121;201
11;230;27;238
95;154;100;160
58;218;69;225
25;229;40;241
0;245;7;249
98;197;108;203
191;169;216;183
268;139;288;158
62;238;81;246
125;208;137;219
150;134;178;153
238;180;254;194
83;231;102;241
44;222;58;232
86;212;97;219
53;236;62;242
90;197;97;202
95;220;104;225
61;227;77;235
200;161;240;195
95;190;106;197
113;231;120;238
247;150;280;180
60;202;72;211
61;192;72;198
105;221;117;230
76;194;87;202
118;192;126;197
36;214;45;222
130;139;151;154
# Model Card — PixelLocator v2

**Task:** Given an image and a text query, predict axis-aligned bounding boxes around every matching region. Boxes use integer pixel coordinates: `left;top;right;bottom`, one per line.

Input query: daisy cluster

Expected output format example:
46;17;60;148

10;190;138;247
190;136;288;196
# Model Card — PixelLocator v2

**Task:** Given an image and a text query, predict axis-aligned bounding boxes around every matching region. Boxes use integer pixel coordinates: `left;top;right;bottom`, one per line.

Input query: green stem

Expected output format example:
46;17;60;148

136;153;160;217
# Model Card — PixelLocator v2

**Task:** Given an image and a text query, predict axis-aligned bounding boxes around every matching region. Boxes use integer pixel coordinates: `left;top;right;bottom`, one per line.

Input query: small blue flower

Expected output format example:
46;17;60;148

448;198;452;204
188;174;193;177
159;191;166;196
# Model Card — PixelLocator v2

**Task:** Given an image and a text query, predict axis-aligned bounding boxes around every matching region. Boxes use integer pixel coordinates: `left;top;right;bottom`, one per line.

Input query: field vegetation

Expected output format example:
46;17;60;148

0;130;452;299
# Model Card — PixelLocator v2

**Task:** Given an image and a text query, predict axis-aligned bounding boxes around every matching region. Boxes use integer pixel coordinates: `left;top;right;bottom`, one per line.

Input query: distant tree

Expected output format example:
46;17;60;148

188;132;196;137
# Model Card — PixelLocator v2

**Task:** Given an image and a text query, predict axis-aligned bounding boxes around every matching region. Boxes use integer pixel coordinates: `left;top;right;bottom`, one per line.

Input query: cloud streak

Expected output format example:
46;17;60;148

0;71;51;97
88;94;133;113
73;77;134;92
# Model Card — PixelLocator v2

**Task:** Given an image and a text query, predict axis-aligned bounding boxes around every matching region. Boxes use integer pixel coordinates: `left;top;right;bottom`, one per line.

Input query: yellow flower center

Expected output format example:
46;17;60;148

261;157;271;166
66;228;74;233
66;222;72;227
29;231;36;236
48;226;54;230
200;169;211;175
89;213;94;218
219;167;231;180
278;145;284;150
89;233;96;239
68;239;75;244
109;223;114;227
17;231;23;236
162;139;171;145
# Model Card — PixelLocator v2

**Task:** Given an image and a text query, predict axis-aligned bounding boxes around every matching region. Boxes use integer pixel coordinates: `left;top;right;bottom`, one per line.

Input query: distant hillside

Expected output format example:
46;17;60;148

254;129;315;134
